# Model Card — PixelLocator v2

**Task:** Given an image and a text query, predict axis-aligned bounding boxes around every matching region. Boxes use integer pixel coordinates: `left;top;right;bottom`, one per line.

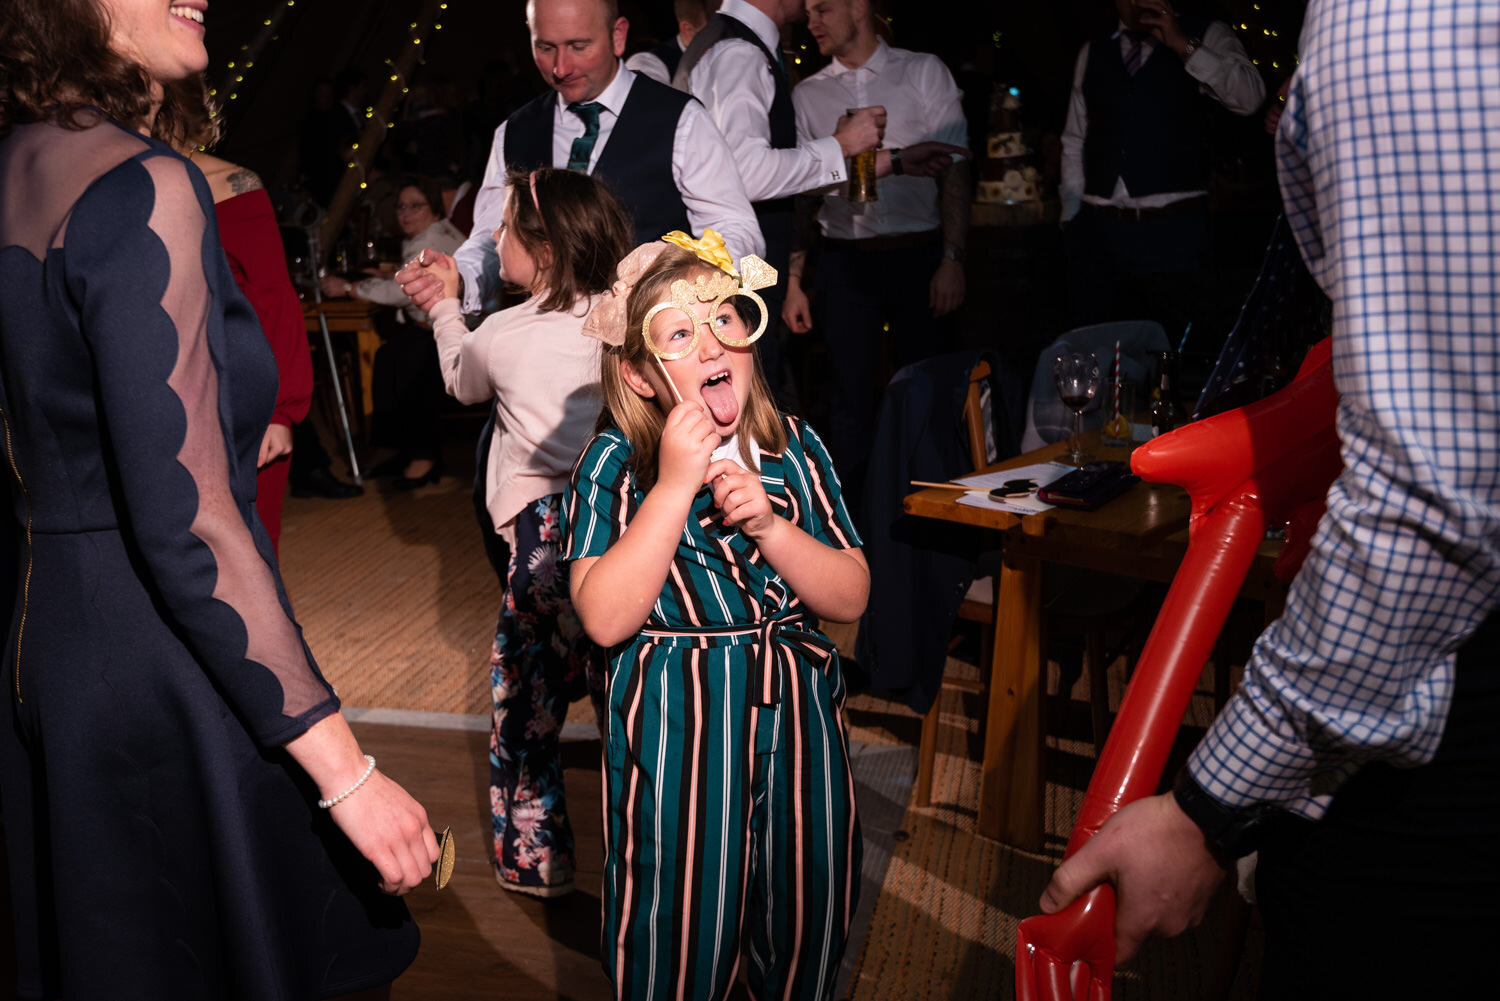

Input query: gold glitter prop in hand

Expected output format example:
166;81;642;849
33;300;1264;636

434;826;455;891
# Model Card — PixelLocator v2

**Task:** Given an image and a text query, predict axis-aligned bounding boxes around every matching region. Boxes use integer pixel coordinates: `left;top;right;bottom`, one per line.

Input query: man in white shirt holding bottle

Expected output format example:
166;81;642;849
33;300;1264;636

672;0;958;403
781;0;970;495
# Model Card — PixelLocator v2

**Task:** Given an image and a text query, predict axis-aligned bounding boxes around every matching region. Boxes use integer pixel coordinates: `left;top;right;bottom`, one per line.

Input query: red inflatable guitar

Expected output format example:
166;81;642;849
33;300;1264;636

1016;339;1340;1000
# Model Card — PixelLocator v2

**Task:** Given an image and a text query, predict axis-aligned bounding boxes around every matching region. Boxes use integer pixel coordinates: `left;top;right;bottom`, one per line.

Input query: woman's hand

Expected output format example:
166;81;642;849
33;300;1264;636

658;402;719;496
258;423;293;469
285;714;438;895
319;274;352;300
328;769;441;896
706;458;776;539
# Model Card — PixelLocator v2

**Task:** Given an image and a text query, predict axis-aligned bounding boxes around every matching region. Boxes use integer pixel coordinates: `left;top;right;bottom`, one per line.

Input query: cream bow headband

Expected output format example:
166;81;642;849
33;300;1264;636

581;229;777;348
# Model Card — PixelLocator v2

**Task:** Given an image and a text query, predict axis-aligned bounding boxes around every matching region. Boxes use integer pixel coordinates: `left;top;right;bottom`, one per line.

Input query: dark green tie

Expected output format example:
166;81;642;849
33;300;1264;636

567;102;603;171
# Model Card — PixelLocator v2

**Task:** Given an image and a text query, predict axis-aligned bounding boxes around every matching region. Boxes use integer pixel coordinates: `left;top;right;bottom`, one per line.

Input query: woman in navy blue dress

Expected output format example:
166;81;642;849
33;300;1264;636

0;2;439;998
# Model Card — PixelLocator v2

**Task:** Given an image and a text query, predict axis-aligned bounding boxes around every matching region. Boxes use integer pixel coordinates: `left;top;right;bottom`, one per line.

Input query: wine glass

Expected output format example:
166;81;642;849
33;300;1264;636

1053;350;1101;466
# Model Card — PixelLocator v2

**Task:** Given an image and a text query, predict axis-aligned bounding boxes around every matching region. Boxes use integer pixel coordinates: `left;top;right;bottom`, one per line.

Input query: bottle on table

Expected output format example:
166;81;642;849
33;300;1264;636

1150;349;1185;438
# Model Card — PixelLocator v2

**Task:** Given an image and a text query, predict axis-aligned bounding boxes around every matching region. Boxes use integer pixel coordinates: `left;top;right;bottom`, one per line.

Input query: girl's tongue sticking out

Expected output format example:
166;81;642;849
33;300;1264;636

700;369;739;427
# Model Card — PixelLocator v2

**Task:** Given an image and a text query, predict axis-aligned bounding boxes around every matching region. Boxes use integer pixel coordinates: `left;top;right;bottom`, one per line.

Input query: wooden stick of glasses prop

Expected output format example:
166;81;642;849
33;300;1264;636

653;355;685;406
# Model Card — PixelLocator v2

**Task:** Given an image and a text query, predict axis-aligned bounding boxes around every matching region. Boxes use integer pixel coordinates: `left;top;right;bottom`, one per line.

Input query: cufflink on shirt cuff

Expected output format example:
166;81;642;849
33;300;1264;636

1172;767;1274;868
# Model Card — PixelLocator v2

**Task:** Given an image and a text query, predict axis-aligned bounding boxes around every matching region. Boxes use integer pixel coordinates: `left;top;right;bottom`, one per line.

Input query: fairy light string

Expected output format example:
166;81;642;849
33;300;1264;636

318;0;449;263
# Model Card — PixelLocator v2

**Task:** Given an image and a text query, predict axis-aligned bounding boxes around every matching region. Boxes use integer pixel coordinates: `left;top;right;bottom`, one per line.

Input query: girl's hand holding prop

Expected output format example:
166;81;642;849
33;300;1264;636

658;402;720;496
706;458;775;538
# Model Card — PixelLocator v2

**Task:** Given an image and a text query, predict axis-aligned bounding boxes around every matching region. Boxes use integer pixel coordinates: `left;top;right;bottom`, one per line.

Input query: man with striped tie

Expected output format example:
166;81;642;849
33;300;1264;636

400;0;763;320
1059;0;1263;335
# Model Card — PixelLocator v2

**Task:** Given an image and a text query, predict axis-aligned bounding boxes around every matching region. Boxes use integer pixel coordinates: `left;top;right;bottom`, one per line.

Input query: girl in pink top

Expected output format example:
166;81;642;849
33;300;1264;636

426;167;632;896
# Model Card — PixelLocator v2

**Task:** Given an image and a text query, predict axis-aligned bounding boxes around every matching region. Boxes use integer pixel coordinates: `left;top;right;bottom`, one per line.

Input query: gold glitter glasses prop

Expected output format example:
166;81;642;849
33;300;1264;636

640;255;778;362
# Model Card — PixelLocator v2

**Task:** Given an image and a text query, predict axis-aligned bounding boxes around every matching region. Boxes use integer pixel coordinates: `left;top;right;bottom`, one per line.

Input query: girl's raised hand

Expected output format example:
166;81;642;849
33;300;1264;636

658;402;720;495
423;250;462;302
706;458;776;539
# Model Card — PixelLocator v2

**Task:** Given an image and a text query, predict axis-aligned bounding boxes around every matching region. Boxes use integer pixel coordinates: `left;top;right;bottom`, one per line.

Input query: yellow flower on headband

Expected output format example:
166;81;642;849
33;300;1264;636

661;229;738;278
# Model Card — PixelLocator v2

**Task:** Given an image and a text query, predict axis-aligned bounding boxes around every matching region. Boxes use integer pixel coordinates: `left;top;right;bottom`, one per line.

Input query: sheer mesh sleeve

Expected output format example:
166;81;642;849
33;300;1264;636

65;153;338;745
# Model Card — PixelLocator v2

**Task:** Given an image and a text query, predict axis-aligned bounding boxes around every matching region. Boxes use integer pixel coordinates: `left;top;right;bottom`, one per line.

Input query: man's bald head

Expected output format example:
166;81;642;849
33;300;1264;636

526;0;629;104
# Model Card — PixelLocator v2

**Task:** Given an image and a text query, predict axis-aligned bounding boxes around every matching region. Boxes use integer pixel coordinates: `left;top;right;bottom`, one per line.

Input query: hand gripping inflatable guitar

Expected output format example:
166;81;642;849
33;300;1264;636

1015;338;1340;1000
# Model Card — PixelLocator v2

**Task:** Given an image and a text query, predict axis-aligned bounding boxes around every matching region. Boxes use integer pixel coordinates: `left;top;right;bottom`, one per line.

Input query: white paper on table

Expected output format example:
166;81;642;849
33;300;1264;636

951;461;1075;515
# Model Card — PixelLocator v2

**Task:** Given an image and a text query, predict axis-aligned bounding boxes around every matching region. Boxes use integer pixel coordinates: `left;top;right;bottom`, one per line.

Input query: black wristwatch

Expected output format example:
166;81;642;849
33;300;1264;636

943;244;965;264
1171;768;1273;868
890;147;904;176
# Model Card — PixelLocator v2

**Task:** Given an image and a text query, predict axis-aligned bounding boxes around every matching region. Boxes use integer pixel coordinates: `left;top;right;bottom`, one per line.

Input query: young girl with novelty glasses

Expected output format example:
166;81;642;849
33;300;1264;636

561;231;871;1000
424;167;632;898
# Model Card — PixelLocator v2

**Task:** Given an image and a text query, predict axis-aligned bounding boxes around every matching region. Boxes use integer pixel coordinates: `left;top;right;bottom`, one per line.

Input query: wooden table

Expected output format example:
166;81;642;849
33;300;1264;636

904;432;1283;849
303;298;381;416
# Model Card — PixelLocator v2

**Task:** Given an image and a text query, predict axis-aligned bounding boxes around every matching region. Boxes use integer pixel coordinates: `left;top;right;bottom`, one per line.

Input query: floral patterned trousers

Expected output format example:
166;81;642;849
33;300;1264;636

489;494;597;891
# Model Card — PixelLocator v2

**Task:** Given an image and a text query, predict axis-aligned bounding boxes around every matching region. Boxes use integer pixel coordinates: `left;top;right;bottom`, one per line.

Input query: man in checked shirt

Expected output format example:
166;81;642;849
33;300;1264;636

1040;1;1500;993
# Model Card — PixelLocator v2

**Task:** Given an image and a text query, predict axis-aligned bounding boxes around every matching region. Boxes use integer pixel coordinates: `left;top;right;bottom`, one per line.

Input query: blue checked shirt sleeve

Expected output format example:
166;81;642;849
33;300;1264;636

1187;0;1500;821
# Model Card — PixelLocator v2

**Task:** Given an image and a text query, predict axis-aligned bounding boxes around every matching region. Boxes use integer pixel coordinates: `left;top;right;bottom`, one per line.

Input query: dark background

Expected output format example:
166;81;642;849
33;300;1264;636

205;0;1309;390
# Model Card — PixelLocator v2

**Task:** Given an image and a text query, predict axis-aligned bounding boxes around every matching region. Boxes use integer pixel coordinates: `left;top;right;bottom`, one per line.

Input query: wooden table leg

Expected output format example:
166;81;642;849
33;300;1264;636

357;326;380;417
978;552;1045;849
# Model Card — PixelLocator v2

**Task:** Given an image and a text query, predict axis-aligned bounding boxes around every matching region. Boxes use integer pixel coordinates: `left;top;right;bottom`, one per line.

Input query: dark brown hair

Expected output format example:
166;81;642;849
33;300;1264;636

598;246;787;490
0;0;190;144
173;74;223;151
504;167;633;313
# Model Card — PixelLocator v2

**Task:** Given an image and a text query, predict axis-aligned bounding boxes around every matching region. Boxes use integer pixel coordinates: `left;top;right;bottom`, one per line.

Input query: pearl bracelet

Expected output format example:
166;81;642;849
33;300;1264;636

318;754;377;809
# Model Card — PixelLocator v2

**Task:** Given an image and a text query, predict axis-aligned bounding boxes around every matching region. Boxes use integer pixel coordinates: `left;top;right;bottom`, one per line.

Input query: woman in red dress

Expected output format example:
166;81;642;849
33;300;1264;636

181;83;313;551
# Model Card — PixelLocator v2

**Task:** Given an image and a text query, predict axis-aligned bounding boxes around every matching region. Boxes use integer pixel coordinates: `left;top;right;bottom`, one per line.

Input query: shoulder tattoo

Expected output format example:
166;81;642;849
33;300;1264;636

227;168;264;195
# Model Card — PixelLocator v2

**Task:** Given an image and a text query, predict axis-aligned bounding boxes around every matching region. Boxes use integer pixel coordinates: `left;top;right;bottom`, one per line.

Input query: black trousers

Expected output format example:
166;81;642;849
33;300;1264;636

815;239;949;509
1253;612;1500;997
370;321;444;464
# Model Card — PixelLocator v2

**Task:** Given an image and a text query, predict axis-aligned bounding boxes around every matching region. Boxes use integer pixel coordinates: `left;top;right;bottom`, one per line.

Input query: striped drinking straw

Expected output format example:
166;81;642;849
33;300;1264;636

1113;338;1122;424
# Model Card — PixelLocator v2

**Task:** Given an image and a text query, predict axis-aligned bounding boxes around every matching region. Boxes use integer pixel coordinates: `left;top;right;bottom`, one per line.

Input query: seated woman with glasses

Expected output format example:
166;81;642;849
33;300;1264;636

321;175;464;488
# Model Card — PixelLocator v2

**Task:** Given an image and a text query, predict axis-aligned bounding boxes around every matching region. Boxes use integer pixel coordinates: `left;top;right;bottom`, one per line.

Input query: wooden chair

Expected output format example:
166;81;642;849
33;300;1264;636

914;360;996;806
913;358;1143;807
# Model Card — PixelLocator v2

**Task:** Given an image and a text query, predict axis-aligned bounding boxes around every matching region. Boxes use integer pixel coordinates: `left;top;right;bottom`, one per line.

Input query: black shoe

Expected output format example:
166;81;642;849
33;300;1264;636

364;453;407;478
392;463;441;491
290;467;365;499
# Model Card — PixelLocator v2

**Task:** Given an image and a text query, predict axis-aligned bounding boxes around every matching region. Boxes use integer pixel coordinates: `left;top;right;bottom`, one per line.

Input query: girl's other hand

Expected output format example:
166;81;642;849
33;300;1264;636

395;248;455;312
706;458;775;539
658;402;719;495
424;252;462;302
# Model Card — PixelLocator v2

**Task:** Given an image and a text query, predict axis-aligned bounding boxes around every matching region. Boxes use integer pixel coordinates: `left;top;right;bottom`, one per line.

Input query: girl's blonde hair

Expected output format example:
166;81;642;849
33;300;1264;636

504;167;632;312
599;245;787;491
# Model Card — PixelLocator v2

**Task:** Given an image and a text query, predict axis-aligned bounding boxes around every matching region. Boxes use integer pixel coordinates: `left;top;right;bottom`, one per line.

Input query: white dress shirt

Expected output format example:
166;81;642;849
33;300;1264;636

792;39;969;239
454;63;763;314
625;35;686;86
1059;21;1265;221
684;0;847;202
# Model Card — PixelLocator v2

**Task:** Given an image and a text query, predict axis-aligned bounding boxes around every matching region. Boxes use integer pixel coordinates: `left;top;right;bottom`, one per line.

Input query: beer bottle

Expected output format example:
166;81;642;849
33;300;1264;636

1150;349;1184;438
